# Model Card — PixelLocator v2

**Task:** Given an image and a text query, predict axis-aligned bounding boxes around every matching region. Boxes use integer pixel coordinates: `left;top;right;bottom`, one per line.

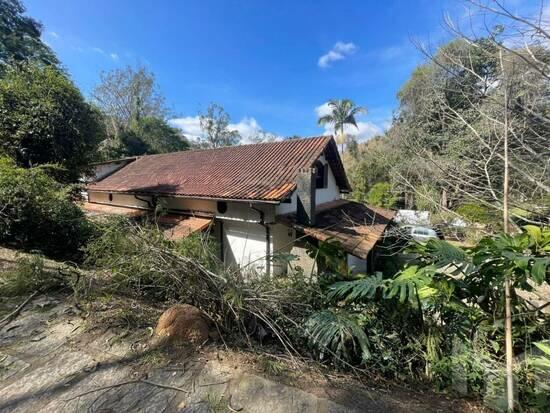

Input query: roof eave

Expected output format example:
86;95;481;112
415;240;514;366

86;188;282;205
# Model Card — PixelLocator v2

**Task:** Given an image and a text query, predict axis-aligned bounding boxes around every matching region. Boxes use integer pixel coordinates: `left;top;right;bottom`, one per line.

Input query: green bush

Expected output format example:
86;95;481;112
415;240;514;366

455;203;496;225
365;182;398;208
0;157;94;258
0;254;66;296
0;63;103;181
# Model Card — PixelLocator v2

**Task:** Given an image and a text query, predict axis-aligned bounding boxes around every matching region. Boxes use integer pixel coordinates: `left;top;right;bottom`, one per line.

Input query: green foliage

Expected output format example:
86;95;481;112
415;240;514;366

83;217;322;353
306;309;371;363
305;239;348;276
347;34;550;222
259;357;287;377
0;63;103;181
328;273;386;302
345;136;397;203
317;99;367;151
302;227;549;410
0;0;59;69
0;254;66;296
518;341;550;411
92;65;167;137
365;182;398;208
0;157;94;258
471;225;550;291
100;117;189;158
455;203;496;225
133;117;189;154
198;102;241;148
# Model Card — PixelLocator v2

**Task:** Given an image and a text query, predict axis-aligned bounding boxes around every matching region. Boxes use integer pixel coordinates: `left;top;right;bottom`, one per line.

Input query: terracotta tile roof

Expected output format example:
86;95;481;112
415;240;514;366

80;203;211;240
80;202;147;217
88;136;350;202
158;215;212;241
279;200;396;259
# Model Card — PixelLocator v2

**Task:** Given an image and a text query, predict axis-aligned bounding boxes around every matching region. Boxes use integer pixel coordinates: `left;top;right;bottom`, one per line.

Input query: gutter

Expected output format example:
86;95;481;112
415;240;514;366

87;189;282;205
251;204;271;277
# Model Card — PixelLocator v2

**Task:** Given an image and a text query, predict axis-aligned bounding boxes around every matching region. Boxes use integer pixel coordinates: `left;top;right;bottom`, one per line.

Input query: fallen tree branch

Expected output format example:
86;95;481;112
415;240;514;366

140;379;190;393
64;379;140;401
0;291;39;326
64;378;189;402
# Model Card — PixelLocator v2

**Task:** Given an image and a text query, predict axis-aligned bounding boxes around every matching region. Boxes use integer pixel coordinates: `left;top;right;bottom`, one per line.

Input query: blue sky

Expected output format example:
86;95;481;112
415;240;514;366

24;0;537;141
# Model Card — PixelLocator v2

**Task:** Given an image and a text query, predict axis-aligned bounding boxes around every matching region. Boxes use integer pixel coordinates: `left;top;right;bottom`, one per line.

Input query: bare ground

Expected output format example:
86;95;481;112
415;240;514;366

0;246;487;413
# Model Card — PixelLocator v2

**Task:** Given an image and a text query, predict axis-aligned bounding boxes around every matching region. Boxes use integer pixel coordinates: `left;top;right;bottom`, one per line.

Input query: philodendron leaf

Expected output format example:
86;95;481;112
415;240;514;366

531;257;549;284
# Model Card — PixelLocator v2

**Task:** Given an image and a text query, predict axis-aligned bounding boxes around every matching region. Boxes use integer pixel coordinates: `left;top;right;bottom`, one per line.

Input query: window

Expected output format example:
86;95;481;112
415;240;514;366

314;161;328;189
108;193;113;202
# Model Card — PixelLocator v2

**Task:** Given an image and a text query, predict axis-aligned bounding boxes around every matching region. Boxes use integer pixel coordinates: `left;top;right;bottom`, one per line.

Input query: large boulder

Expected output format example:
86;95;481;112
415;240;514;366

153;304;209;346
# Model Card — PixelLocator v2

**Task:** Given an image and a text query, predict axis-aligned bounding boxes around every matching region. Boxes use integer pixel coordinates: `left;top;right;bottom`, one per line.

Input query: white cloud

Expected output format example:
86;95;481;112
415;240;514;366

169;116;203;140
92;47;105;54
48;31;59;39
318;41;357;68
314;102;332;118
318;121;383;141
110;53;119;60
228;117;261;140
169;116;281;144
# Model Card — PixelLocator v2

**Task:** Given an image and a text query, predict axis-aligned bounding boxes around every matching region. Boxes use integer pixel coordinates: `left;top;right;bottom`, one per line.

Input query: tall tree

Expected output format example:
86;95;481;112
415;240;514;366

198;103;241;148
317;99;367;152
92;65;168;139
0;0;59;70
388;2;550;410
0;63;103;181
134;117;189;154
92;66;190;158
97;117;189;159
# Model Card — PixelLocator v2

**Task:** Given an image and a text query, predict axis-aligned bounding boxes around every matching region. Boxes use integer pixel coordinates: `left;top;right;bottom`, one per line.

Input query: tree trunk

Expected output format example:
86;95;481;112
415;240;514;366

440;188;448;209
501;50;514;412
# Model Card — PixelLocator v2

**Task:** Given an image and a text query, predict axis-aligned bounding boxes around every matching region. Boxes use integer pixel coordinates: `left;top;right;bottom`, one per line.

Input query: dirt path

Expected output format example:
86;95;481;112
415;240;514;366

0;294;486;412
0;247;486;412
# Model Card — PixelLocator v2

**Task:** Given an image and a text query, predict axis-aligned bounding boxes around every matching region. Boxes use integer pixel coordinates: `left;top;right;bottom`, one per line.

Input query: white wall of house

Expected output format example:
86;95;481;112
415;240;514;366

87;191;276;222
88;190;282;275
88;191;150;209
288;240;317;276
270;223;295;276
276;192;297;216
315;155;341;206
274;155;341;217
223;220;268;273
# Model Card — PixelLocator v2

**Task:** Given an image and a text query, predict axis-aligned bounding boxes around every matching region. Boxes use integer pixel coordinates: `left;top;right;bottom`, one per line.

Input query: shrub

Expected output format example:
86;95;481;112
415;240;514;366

83;217;322;349
365;182;398;208
0;63;103;181
0;157;94;258
0;254;66;296
455;203;496;225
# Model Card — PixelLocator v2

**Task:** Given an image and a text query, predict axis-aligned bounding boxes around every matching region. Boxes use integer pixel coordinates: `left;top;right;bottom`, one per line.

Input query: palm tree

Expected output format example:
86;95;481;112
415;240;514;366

317;99;367;152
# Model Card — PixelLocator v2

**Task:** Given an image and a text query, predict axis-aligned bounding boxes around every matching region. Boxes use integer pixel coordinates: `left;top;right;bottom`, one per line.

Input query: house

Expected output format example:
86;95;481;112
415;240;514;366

85;136;395;275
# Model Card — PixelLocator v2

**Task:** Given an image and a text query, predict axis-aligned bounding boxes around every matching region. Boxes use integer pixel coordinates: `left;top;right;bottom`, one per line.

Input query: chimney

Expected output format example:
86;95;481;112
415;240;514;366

296;167;316;226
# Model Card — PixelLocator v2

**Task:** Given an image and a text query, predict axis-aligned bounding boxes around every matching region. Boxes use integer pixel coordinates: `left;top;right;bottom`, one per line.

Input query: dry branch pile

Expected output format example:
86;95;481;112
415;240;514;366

83;217;322;357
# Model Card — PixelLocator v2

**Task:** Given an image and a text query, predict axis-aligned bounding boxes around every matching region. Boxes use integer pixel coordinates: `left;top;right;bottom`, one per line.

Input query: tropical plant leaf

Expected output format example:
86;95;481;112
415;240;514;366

524;225;542;246
327;273;386;302
306;309;370;362
385;265;434;303
531;257;550;284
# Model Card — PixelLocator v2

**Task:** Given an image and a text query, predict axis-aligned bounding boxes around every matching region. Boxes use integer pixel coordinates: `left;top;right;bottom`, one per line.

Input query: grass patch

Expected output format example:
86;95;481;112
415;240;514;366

0;254;67;296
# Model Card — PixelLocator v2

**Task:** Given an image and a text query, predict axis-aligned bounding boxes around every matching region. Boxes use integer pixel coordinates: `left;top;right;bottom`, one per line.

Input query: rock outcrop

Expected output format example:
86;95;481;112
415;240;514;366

154;304;209;346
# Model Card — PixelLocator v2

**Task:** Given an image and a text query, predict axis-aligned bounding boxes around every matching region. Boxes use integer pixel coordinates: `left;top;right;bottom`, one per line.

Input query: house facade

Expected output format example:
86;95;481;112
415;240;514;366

85;136;394;276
